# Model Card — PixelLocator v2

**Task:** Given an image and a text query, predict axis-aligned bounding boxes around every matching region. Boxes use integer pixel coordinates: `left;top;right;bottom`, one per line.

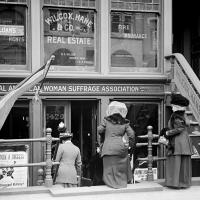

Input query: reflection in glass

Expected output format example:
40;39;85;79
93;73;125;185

110;12;159;69
125;102;158;169
46;106;64;138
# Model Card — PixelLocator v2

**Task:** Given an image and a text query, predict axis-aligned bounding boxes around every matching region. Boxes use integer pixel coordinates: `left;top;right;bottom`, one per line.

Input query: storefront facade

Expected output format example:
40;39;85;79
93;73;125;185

0;0;173;186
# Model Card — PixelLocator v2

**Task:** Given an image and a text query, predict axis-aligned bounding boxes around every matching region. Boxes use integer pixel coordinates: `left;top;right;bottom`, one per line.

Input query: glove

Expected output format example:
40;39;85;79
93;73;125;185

160;127;169;137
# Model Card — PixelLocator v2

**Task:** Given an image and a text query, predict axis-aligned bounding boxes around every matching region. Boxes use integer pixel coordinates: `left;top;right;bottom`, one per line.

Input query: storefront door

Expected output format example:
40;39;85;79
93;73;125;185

44;100;98;180
71;101;97;179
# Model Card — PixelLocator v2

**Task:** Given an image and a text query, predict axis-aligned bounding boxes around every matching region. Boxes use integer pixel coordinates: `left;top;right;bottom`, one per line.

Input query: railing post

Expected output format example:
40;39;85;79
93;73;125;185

37;168;44;186
147;126;154;181
45;128;53;187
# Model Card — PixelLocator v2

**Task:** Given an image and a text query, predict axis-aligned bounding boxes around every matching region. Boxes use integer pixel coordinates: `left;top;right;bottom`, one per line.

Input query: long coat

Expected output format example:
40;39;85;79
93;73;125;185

97;118;135;157
97;117;135;188
165;111;193;188
55;141;82;184
166;112;193;155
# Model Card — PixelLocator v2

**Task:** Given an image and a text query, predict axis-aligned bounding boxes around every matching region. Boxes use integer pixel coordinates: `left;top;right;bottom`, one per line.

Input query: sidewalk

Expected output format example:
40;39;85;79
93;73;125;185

0;178;200;200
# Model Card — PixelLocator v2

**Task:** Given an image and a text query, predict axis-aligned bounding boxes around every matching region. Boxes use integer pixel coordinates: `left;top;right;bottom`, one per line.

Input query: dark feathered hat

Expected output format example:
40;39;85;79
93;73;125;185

60;131;73;139
170;93;189;107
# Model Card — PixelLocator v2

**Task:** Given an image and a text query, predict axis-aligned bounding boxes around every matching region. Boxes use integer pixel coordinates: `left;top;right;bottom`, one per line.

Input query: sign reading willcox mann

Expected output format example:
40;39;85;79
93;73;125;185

44;9;95;66
0;145;28;188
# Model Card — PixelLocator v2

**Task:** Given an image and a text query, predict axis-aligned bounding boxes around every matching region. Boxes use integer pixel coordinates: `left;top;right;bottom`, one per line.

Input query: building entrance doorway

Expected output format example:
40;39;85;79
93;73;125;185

45;100;98;180
173;0;200;79
71;101;97;179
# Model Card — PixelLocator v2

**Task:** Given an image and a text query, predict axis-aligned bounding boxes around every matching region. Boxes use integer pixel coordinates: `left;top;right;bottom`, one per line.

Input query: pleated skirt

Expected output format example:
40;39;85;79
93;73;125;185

165;155;192;188
103;155;132;189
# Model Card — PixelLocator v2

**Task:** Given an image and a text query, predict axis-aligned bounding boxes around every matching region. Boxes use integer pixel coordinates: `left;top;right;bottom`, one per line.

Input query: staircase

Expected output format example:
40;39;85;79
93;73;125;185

165;53;200;160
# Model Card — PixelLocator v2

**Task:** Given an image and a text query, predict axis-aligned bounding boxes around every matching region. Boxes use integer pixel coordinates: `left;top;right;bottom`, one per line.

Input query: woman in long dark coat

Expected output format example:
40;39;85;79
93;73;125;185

162;94;193;189
97;101;135;189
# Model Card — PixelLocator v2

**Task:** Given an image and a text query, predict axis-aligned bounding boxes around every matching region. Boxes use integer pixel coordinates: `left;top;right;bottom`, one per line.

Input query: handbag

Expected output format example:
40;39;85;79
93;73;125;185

158;136;168;145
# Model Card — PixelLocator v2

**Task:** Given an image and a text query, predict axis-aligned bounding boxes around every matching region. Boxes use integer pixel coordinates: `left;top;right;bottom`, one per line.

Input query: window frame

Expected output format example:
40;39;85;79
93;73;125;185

109;0;161;73
0;0;31;71
42;0;99;72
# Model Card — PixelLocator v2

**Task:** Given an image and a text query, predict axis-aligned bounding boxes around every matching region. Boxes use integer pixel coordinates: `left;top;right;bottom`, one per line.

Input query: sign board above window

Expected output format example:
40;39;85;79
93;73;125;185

111;0;160;12
44;0;96;9
0;0;27;4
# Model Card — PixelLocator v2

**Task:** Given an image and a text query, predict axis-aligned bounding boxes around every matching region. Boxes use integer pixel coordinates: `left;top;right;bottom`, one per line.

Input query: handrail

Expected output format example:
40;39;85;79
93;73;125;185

165;53;200;125
0;137;59;143
0;128;59;188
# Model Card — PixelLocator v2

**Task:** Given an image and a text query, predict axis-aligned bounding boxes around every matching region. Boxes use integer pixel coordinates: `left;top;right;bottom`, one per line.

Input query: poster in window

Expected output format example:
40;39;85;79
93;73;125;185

133;168;157;182
0;145;29;188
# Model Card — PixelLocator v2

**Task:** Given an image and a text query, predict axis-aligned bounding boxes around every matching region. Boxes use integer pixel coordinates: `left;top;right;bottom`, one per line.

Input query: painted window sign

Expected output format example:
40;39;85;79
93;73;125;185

0;25;24;36
110;12;159;69
45;11;93;32
44;8;96;70
0;5;26;65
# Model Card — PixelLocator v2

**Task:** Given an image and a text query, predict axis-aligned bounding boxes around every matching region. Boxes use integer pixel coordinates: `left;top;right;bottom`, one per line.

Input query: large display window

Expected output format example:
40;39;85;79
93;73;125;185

43;0;97;72
110;0;160;72
0;3;28;70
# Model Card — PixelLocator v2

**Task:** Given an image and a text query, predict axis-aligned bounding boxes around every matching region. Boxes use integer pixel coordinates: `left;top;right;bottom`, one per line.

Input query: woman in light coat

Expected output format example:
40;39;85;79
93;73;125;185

55;131;82;187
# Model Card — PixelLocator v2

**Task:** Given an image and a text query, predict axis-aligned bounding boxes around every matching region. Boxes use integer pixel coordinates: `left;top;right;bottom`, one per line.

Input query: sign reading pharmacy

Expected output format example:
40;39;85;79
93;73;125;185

0;83;164;95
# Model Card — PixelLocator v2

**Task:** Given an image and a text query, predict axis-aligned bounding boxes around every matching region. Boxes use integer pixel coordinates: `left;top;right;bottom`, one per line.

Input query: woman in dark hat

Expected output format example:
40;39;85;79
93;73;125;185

55;123;82;187
160;94;193;189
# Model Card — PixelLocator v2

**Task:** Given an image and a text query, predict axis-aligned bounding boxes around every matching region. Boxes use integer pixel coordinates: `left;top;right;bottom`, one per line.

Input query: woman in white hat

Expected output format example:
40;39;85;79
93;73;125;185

97;101;135;189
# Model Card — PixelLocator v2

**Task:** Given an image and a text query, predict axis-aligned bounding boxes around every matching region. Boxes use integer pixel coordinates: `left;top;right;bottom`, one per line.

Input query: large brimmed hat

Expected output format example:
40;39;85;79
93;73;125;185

106;101;128;118
170;93;189;107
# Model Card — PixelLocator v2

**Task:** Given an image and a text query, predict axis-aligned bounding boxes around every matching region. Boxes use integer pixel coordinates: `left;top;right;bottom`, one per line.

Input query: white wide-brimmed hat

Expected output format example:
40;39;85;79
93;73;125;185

106;101;128;118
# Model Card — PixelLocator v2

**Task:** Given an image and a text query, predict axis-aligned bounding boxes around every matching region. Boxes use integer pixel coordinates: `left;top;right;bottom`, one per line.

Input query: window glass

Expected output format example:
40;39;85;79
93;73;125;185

43;2;97;72
46;105;64;138
110;0;160;71
125;102;158;168
0;4;27;66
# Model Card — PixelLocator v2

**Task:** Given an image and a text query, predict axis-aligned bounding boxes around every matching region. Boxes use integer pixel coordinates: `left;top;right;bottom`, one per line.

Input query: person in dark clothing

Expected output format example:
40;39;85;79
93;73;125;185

159;94;193;189
89;144;104;186
97;101;135;189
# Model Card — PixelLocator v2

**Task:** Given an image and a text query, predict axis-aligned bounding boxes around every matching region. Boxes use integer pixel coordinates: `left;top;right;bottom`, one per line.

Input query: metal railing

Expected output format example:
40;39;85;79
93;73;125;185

0;128;59;187
0;126;166;186
165;53;200;126
136;126;165;181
